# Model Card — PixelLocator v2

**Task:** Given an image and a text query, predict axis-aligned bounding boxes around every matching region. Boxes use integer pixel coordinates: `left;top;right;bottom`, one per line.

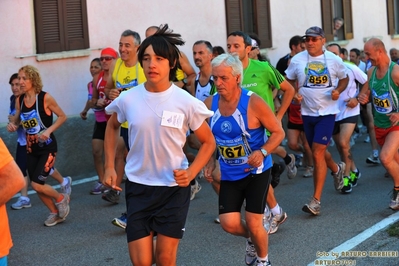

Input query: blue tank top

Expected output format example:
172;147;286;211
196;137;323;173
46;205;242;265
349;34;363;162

210;89;272;181
9;95;26;146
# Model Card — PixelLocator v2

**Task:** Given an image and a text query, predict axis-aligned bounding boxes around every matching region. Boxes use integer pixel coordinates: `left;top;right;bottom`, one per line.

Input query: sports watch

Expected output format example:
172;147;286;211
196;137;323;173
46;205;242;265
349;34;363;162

260;148;268;157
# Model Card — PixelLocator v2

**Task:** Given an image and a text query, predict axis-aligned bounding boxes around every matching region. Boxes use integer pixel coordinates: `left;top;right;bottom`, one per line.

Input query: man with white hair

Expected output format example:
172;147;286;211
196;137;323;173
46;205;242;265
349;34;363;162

204;53;284;266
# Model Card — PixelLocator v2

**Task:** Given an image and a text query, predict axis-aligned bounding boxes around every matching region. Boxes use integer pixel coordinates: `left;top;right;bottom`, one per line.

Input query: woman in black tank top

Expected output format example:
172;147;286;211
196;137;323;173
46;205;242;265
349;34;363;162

6;65;70;227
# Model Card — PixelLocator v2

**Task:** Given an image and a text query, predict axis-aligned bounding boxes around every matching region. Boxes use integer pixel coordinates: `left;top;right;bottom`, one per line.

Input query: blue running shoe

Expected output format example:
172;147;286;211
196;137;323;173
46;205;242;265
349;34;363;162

112;212;127;229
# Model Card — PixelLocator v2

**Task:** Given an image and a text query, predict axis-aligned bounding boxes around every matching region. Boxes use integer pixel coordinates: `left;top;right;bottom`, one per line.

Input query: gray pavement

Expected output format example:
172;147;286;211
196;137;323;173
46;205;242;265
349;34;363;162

5;133;399;266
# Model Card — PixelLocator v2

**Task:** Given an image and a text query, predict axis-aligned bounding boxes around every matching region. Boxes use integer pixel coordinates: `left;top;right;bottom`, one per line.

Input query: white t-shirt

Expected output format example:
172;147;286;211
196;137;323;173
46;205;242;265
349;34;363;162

357;61;366;73
335;62;367;121
105;83;214;186
286;50;347;116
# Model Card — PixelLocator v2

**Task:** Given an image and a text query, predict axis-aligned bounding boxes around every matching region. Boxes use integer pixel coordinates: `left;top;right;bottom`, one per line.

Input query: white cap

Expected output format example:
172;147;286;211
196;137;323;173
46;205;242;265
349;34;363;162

251;38;258;48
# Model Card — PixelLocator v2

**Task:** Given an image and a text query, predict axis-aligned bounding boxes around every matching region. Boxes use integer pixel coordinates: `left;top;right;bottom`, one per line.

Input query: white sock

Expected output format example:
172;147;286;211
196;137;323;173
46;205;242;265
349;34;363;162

271;204;281;215
257;255;268;262
264;205;271;216
20;196;29;201
334;164;340;174
373;150;379;157
62;177;68;186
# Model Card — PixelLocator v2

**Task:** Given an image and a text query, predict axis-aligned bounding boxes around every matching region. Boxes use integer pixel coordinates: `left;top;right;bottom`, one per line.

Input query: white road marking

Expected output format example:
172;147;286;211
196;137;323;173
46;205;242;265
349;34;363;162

12;176;99;197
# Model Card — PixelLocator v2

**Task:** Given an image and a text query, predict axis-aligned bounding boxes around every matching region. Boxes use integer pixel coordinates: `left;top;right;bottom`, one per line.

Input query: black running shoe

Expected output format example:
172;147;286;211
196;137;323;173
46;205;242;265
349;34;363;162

271;162;285;188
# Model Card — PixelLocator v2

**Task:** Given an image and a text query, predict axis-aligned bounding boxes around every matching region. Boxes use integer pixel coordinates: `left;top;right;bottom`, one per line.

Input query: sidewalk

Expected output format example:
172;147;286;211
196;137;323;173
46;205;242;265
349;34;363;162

309;213;399;266
342;223;399;266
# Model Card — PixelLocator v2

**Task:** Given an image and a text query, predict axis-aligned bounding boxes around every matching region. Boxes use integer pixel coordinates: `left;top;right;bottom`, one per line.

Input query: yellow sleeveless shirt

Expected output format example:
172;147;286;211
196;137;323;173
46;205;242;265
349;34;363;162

112;58;146;128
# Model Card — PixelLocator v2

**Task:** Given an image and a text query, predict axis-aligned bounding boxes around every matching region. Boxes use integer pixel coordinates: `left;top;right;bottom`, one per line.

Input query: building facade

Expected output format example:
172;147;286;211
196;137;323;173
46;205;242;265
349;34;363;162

1;0;399;177
1;0;399;123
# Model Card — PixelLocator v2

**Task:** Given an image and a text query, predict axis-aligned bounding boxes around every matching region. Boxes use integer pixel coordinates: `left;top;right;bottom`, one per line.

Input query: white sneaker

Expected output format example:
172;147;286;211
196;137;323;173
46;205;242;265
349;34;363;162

263;210;272;233
303;166;313;178
245;240;257;265
256;260;272;266
11;197;32;210
390;189;399;210
44;213;64;227
269;207;287;234
286;154;297;179
302;197;321;215
61;176;72;196
190;179;202;200
366;154;380;164
332;162;345;191
56;193;70;219
197;168;204;179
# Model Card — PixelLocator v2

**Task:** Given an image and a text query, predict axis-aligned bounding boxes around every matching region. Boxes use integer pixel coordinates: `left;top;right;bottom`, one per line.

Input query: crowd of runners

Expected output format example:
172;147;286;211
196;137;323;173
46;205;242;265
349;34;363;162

3;24;399;266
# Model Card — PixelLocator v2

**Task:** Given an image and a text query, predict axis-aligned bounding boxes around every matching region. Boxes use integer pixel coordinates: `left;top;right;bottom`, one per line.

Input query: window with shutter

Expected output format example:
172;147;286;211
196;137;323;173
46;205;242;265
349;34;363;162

387;0;399;36
321;0;353;42
342;0;353;40
387;0;395;35
34;0;89;54
225;0;272;48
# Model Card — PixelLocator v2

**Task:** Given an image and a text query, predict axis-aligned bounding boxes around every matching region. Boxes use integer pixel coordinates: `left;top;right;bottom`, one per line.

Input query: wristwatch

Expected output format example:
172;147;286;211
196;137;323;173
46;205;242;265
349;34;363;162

182;78;188;86
260;148;268;157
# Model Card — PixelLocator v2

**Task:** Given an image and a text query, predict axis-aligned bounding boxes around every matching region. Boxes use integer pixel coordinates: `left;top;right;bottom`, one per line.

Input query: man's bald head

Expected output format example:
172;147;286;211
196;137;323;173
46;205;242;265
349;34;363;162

364;38;390;67
366;38;386;53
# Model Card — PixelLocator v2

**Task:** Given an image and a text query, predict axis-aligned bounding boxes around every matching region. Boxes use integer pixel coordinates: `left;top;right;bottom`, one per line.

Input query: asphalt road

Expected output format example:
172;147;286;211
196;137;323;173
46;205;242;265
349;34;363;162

5;133;399;266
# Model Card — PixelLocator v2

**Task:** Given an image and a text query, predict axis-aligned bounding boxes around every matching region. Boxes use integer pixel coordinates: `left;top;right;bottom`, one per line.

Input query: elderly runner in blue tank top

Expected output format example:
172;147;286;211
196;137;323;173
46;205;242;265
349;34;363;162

204;54;284;266
358;38;399;210
285;26;349;216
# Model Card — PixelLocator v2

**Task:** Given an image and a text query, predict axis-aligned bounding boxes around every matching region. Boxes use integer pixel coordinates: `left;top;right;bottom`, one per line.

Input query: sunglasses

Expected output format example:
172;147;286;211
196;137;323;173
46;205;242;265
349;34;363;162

304;37;322;43
100;56;115;61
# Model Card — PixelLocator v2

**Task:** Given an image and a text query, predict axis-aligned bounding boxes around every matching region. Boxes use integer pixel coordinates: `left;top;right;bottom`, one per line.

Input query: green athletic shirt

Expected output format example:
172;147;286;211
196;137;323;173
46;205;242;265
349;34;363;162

241;59;285;112
370;62;399;128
